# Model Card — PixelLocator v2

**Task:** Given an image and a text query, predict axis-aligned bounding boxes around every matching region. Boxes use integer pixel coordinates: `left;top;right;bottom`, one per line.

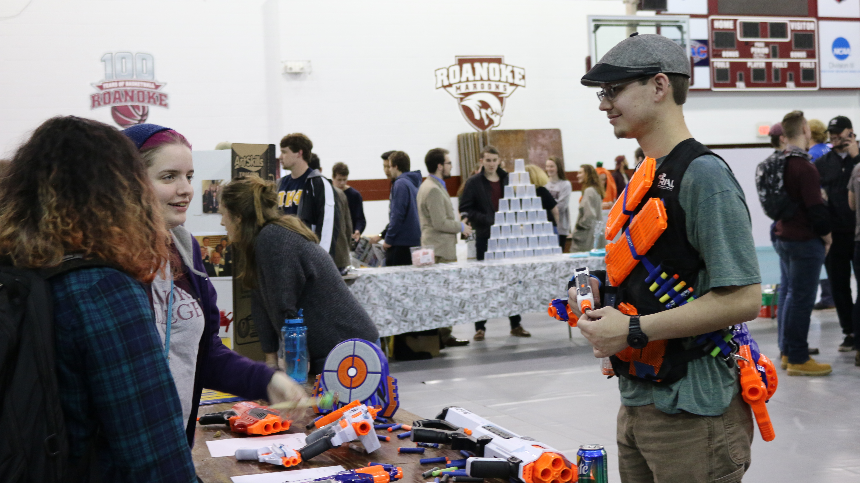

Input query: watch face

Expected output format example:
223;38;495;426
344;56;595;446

628;334;648;349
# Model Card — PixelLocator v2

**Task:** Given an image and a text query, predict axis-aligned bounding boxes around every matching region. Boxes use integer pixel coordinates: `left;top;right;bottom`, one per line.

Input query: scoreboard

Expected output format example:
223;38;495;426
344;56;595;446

709;16;819;90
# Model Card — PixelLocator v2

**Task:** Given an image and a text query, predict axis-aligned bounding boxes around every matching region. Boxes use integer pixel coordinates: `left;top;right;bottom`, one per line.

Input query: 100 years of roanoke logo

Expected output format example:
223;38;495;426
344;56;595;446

90;52;170;128
435;56;526;132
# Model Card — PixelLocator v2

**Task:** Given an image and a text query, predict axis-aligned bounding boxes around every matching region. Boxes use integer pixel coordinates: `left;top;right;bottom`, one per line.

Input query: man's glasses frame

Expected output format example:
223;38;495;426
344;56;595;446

596;76;652;102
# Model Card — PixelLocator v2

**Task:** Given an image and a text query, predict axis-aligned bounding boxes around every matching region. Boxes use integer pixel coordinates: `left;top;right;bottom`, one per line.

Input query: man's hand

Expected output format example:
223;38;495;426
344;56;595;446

352;230;361;242
266;372;309;421
383;241;392;250
577;306;630;358
849;139;860;158
264;352;279;370
368;235;382;244
463;224;473;237
823;232;833;256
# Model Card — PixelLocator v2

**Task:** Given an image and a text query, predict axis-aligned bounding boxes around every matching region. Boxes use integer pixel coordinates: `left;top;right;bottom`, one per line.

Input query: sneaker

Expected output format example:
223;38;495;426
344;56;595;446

781;355;788;370
813;301;835;310
442;337;470;347
809;348;820;355
510;326;531;337
473;330;485;341
838;334;855;352
787;358;832;376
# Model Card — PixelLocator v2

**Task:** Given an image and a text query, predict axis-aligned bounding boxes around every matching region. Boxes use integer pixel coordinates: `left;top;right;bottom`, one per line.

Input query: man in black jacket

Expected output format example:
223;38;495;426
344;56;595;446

277;133;340;260
814;116;860;351
459;145;530;340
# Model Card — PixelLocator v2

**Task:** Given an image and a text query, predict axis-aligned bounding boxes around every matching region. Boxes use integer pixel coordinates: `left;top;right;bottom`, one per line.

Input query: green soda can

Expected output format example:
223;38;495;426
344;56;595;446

577;444;608;483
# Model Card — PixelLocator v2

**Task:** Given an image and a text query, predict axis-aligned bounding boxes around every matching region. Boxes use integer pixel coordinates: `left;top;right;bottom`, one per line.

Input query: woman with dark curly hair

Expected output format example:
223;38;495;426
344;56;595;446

219;176;379;374
0;116;197;482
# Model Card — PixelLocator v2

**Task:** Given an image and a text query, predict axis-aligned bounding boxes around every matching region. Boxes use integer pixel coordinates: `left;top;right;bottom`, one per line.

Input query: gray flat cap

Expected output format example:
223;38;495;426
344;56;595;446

581;33;690;86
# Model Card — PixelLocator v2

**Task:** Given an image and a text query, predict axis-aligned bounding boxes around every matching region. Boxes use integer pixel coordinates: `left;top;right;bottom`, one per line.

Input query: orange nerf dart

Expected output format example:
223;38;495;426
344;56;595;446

606;156;657;241
737;345;775;442
605;198;668;287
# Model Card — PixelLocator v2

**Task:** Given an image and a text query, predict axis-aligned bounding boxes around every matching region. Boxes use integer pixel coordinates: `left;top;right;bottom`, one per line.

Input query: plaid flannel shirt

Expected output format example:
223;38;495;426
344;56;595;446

52;267;197;482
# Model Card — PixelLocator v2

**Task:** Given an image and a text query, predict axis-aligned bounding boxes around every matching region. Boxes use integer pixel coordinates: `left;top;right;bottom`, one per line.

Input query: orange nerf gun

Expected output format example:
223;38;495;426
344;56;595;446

606;156;657;241
736;345;775;441
605;198;668;287
198;401;291;436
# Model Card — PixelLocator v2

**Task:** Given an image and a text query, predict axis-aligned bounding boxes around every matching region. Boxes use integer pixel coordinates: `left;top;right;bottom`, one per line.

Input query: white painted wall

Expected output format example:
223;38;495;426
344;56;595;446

2;0;859;244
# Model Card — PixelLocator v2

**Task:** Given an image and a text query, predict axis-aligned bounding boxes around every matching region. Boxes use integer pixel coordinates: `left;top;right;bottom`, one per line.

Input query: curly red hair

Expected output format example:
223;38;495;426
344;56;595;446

0;116;170;282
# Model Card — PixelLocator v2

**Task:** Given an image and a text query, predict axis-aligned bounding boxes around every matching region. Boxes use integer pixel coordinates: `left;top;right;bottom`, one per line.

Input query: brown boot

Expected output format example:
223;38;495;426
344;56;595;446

473;330;485;341
787;358;832;376
510;326;531;337
781;355;788;370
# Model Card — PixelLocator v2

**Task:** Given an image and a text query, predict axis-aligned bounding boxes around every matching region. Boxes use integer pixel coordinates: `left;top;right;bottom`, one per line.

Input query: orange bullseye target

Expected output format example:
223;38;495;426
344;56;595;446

337;356;368;389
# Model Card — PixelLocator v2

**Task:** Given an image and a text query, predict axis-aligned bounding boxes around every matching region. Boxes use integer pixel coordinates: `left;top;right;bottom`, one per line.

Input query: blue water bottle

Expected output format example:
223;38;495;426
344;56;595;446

281;310;309;383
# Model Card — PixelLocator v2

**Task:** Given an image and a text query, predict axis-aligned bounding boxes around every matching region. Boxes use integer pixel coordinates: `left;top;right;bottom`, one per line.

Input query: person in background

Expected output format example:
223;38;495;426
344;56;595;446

459;145;530;340
545;155;572;249
0;116;197;481
383;151;422;266
613;155;629;193
525;164;560;229
123;123;303;447
418;147;473;348
845;139;860;367
332;162;367;242
202;181;219;213
219;237;233;276
569;164;605;252
815;116;860;352
808;119;831;161
594;161;618;206
634;146;645;166
220;176;380;374
277;133;341;259
773;111;833;376
308;154;354;272
368;151;397;245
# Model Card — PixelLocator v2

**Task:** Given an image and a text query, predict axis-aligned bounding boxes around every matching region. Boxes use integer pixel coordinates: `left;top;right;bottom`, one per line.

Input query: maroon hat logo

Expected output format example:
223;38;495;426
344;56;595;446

90;52;170;128
435;56;526;132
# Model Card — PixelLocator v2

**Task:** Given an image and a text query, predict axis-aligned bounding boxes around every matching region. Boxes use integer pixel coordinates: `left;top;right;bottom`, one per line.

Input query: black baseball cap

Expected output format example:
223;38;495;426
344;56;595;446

581;33;691;86
828;116;853;133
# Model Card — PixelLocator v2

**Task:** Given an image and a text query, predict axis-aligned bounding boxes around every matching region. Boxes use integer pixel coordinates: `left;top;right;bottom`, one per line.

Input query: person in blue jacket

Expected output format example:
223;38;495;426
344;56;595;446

383;151;422;267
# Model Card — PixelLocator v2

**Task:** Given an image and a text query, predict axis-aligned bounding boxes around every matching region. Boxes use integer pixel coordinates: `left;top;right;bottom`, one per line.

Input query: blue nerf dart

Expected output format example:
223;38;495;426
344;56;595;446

649;272;670;292
387;424;402;432
459;450;473;458
447;459;468;468
680;294;697;306
397;431;412;439
665;287;694;309
377;434;390;442
374;424;396;430
447;470;469;477
435;479;440;483
644;264;664;284
420;457;449;465
659;281;686;303
399;447;425;454
368;462;386;466
375;417;388;423
654;274;680;298
418;442;441;448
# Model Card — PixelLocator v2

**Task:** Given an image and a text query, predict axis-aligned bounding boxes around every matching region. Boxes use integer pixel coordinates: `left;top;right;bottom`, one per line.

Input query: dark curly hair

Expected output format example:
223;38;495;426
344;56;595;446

0;116;170;282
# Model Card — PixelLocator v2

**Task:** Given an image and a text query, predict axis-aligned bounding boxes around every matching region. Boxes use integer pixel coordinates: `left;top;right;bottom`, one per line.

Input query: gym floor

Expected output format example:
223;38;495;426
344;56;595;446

390;309;860;481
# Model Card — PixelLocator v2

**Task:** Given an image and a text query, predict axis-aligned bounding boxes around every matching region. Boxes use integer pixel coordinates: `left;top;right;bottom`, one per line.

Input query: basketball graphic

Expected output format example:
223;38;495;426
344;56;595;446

111;105;150;127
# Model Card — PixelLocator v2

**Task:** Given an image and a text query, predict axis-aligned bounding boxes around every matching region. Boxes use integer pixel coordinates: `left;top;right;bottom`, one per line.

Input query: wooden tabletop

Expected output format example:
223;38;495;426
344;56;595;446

193;402;463;483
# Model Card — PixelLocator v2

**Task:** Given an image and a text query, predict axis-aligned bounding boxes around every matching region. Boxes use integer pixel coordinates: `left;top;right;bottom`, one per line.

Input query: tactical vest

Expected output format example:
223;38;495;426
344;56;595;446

607;138;731;384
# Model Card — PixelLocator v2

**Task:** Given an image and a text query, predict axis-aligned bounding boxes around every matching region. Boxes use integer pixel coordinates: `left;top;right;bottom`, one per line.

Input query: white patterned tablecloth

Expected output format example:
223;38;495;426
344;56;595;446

347;255;605;337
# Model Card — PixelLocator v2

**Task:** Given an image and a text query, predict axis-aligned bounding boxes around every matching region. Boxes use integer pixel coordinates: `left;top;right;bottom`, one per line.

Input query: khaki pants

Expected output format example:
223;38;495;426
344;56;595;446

617;394;754;483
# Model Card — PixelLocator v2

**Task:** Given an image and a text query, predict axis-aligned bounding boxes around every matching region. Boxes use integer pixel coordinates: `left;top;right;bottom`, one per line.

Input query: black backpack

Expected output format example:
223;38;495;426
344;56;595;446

755;149;805;221
0;257;108;483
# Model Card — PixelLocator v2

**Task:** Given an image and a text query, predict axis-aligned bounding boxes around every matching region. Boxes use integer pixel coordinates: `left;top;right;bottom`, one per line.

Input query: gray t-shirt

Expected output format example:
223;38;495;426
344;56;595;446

619;154;761;416
152;261;206;427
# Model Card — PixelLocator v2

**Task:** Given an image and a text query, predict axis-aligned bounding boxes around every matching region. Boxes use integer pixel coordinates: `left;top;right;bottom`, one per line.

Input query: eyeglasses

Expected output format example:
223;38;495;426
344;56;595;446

596;77;648;102
831;132;856;140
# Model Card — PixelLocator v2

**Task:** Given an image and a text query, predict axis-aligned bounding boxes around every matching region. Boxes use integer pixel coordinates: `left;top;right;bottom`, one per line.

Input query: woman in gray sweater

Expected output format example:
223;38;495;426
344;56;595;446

219;177;379;375
570;164;606;252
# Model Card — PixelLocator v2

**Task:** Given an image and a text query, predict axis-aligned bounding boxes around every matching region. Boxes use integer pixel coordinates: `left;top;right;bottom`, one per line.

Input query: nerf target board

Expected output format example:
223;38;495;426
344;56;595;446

313;339;399;418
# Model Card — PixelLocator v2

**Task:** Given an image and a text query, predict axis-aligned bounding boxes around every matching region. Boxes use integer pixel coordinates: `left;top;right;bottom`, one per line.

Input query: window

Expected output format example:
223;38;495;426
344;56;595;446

715;68;730;83
714;31;736;49
793;33;815;50
741;21;760;38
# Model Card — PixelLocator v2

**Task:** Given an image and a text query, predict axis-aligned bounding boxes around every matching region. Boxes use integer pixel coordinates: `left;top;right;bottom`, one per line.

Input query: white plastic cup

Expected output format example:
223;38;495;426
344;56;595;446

526;185;536;197
537;210;547;222
509;199;520;212
504;186;515;198
514;249;524;258
498;239;507;251
498;199;509;212
515;159;525;172
501;225;511;238
553;247;562;255
522;198;532;210
527;211;537;223
495;212;506;225
524;249;534;257
490;225;501;238
485;252;494;261
523;224;532;236
488;239;497;252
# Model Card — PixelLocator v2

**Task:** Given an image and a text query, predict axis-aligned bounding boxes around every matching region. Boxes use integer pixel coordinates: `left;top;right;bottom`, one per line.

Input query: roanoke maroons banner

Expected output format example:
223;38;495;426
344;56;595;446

90;52;170;128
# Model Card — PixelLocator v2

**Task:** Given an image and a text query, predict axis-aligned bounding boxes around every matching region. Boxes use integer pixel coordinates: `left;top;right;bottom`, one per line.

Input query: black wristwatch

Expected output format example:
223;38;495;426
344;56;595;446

627;315;649;349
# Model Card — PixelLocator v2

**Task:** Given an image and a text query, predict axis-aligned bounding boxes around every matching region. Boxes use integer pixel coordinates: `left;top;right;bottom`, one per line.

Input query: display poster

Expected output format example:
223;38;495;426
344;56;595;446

201;179;223;214
90;52;170;128
817;0;860;19
819;20;860;88
194;234;233;278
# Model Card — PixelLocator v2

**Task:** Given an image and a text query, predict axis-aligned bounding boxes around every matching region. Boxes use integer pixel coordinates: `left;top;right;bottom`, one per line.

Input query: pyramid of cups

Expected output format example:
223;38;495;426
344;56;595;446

484;159;563;260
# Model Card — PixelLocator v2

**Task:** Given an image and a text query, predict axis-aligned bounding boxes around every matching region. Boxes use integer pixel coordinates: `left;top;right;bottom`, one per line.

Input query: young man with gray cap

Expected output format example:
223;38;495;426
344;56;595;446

570;33;762;482
814;116;860;353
